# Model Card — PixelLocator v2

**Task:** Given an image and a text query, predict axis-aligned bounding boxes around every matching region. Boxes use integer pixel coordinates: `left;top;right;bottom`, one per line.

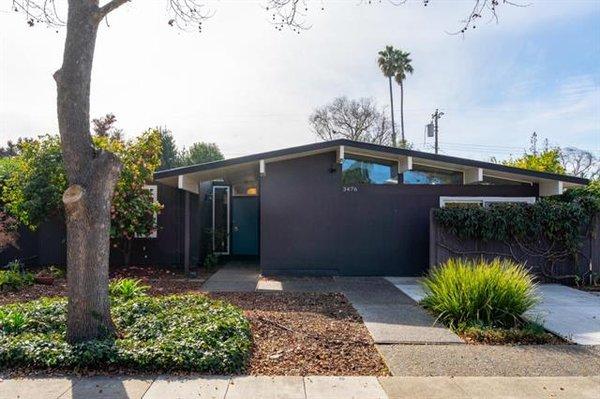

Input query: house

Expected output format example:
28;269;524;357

1;139;587;274
150;139;588;276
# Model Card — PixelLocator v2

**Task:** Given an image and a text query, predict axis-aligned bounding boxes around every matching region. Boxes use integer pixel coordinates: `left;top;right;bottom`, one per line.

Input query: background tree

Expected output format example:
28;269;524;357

503;133;565;174
158;128;180;170
392;49;413;147
377;46;399;147
309;96;393;146
92;113;123;140
179;142;224;166
377;46;413;148
12;0;522;343
560;147;599;180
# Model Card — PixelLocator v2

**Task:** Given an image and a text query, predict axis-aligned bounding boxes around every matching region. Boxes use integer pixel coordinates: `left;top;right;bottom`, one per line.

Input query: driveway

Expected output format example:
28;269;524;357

525;284;600;345
386;278;600;346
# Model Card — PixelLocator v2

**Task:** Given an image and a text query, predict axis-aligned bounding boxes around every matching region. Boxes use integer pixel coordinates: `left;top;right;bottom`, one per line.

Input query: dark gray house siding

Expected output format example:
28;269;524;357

260;152;538;276
0;183;201;268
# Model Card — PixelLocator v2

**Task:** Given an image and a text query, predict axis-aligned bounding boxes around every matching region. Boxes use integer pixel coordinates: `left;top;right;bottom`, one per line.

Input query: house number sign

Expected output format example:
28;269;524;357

342;186;358;192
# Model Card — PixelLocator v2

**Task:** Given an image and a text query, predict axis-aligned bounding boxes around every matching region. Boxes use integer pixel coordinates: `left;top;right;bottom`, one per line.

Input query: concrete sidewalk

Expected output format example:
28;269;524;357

1;375;598;399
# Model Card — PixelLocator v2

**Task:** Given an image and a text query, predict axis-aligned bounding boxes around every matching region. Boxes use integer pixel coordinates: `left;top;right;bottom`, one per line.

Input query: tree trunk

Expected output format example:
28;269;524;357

56;0;122;343
388;76;396;147
399;80;405;145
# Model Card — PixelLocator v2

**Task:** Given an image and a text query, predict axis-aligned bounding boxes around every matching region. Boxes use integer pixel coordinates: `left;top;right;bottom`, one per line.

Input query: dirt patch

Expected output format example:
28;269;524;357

211;292;389;376
0;266;212;305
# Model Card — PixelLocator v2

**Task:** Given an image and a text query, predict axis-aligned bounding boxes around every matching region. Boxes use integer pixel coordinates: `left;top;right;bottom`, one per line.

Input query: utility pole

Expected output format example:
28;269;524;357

431;109;444;154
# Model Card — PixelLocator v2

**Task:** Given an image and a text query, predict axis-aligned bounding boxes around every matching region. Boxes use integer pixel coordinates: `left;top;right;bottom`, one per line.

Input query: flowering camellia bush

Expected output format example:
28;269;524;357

0;130;163;260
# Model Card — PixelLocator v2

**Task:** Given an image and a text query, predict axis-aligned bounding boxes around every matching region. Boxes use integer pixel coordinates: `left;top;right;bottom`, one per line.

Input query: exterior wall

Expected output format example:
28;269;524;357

260;152;539;276
430;211;600;280
0;183;202;269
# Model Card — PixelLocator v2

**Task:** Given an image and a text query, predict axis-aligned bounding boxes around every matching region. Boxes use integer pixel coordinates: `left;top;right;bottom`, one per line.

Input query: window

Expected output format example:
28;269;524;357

137;185;158;238
439;196;536;208
212;186;230;254
480;176;531;186
402;165;462;185
232;181;259;196
342;157;397;185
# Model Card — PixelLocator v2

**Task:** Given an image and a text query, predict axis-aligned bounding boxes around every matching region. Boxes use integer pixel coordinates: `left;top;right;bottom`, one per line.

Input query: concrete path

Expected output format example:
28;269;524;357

525;284;600;345
387;278;600;345
335;277;463;345
2;375;598;399
378;344;600;377
201;263;260;292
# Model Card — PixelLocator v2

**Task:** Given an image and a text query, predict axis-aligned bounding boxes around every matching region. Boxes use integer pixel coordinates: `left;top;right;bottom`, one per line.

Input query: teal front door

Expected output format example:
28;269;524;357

232;197;259;256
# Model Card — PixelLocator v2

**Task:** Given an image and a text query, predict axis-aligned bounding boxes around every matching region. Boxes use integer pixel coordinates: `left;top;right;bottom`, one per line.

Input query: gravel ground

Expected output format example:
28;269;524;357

211;292;389;376
377;344;600;377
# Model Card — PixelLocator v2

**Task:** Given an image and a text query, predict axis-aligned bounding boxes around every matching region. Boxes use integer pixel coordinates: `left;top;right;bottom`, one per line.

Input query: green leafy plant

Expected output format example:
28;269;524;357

0;294;251;372
421;258;538;329
0;261;34;291
48;266;66;279
433;186;600;281
203;253;219;271
108;278;149;300
0;309;28;334
0;132;163;255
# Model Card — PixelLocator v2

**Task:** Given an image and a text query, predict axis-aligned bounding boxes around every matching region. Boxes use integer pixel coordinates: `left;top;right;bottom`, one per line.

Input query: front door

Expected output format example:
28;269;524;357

232;197;259;256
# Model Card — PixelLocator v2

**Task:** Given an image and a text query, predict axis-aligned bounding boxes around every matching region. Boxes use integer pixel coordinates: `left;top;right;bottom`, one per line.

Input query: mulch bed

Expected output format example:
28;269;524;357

0;265;212;305
211;292;389;376
459;329;567;345
1;272;388;376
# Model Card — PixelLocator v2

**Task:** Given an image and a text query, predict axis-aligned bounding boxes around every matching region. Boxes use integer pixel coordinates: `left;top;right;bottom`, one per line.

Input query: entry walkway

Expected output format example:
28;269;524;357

1;375;597;399
201;262;260;292
386;278;600;345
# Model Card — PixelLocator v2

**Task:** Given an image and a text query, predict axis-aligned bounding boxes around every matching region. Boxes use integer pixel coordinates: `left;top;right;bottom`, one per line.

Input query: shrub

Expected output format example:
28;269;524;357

109;278;149;300
203;253;219;271
421;258;538;329
0;261;33;291
0;294;251;372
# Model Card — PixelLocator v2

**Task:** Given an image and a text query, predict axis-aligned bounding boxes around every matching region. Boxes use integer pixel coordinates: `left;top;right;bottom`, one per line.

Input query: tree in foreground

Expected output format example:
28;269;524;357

309;96;393;146
11;0;519;343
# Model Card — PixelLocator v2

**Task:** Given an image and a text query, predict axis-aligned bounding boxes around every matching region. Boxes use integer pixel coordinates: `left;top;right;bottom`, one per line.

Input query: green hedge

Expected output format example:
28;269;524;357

0;294;252;372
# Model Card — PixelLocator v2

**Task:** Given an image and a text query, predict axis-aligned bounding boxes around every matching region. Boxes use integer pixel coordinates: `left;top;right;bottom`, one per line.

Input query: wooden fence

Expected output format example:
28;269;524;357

429;210;600;283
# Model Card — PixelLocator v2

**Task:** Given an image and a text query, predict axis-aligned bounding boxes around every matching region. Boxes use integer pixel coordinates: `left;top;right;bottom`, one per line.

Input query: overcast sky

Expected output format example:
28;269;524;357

1;0;599;161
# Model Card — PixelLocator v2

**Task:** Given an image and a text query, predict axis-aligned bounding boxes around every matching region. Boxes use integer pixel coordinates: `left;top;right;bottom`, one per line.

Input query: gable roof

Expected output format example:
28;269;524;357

154;139;589;186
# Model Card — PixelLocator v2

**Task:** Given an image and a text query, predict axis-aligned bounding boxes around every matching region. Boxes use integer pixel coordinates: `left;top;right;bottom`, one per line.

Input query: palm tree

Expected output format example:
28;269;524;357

377;46;413;147
377;46;398;147
393;50;413;147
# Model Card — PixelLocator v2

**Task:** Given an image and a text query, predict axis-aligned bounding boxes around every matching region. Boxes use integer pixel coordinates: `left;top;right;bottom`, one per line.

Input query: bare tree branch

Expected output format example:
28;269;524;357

97;0;130;19
12;0;64;26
